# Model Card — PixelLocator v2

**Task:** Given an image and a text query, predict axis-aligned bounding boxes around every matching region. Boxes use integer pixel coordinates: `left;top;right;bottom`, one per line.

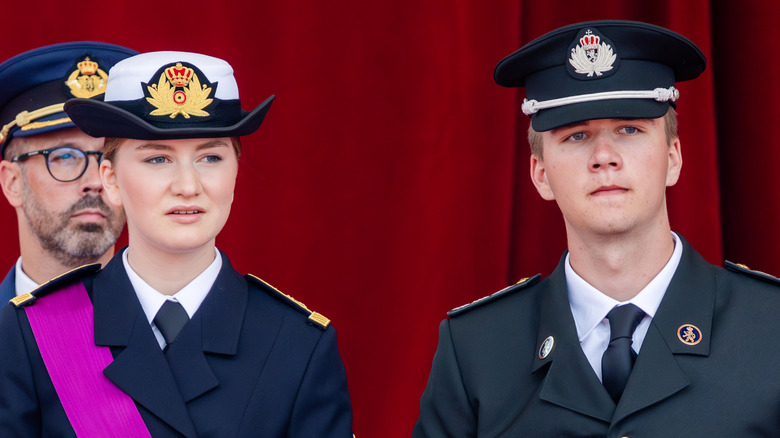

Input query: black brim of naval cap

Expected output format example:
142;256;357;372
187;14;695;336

64;94;274;140
494;20;706;131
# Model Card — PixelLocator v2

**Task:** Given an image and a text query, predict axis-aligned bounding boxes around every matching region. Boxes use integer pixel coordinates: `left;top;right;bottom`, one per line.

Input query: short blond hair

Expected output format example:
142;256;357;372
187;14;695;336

528;106;678;158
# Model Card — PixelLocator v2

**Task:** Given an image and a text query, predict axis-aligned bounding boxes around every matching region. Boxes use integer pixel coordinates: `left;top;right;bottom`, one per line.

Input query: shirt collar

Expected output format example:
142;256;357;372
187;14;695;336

123;247;223;324
566;231;683;342
14;257;39;296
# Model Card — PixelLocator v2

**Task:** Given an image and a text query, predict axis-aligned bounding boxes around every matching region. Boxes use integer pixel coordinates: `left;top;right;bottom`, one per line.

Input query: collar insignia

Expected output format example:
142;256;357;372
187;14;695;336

65;57;109;98
145;62;215;119
539;335;555;359
677;324;702;346
568;28;618;78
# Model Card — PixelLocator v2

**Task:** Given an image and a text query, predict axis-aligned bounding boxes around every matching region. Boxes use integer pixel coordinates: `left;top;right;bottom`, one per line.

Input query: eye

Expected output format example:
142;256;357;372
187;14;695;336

566;132;587;142
618;126;639;135
54;153;74;161
49;148;82;165
145;156;170;164
202;155;223;163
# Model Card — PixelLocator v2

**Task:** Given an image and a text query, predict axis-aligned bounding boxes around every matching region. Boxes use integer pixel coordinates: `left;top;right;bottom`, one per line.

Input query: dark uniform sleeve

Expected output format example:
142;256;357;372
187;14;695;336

0;303;43;436
288;325;353;437
413;319;477;438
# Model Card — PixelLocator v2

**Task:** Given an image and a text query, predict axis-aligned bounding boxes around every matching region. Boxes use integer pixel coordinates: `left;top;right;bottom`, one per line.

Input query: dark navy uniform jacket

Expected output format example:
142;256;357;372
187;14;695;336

0;266;15;304
0;249;353;437
413;236;780;437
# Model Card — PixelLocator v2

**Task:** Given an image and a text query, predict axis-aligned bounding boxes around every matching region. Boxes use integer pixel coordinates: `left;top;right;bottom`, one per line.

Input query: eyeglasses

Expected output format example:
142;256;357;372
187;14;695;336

12;146;104;183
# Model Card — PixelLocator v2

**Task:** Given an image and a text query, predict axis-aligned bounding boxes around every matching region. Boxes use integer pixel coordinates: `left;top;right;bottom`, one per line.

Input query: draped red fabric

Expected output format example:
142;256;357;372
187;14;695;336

0;2;775;437
713;1;780;274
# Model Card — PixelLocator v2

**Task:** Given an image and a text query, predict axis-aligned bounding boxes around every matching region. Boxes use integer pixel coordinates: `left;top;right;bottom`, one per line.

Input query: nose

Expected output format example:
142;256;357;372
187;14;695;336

79;154;103;194
170;163;202;198
588;134;623;171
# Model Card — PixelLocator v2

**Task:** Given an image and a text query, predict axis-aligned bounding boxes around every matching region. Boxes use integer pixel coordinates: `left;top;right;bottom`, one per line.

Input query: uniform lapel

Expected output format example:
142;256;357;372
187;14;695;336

163;252;248;403
93;251;198;438
534;257;616;422
200;252;247;356
164;314;218;403
614;236;714;422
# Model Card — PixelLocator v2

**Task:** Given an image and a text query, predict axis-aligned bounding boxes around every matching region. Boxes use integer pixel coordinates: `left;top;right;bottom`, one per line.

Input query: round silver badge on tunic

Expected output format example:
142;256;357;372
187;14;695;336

539;336;555;359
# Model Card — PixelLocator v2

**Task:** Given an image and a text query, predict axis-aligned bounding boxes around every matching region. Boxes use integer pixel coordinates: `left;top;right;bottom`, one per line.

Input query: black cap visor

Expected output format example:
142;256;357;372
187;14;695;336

531;98;670;132
64;95;274;140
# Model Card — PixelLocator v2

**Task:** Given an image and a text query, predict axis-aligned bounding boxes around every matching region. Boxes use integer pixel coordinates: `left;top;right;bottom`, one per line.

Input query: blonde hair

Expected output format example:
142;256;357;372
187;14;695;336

528;106;678;158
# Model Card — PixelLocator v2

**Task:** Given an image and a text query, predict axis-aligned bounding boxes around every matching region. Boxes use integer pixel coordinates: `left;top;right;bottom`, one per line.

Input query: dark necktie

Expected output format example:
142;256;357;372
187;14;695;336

153;300;190;346
601;304;645;402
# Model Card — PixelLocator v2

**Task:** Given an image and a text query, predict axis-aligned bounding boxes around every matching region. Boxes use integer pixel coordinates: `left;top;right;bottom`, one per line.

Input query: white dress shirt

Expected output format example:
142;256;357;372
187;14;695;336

14;257;39;297
123;247;222;349
566;232;683;382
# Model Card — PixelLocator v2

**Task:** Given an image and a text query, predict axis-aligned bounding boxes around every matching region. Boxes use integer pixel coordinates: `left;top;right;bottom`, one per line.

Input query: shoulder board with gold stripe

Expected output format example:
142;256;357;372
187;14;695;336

245;274;330;330
725;261;780;286
447;274;542;317
9;263;101;308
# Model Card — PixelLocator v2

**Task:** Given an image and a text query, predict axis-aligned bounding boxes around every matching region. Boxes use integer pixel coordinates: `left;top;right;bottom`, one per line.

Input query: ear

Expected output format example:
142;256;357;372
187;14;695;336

530;153;555;200
99;159;123;207
665;137;683;187
0;160;24;208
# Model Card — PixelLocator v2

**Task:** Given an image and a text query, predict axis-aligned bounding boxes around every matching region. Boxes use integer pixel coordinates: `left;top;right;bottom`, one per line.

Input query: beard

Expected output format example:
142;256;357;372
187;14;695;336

21;187;126;267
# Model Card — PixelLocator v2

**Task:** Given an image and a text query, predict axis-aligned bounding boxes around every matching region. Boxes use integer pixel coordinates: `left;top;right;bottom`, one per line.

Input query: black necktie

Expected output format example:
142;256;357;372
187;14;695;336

153;300;189;346
601;304;645;402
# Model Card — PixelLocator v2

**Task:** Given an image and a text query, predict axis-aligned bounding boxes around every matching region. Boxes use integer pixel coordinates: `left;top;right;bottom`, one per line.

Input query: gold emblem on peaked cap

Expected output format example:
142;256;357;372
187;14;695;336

65;57;109;99
146;62;213;119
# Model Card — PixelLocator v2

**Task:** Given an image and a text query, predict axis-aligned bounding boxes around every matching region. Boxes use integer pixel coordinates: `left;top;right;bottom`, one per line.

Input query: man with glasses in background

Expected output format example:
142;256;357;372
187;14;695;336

0;42;136;302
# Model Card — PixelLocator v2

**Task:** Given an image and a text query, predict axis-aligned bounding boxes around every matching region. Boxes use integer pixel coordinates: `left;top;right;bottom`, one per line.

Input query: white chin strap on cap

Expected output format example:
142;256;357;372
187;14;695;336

521;86;679;115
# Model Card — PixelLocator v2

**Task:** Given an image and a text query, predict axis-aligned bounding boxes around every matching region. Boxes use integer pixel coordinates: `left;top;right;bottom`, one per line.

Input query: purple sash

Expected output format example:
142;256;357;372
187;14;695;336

24;282;151;437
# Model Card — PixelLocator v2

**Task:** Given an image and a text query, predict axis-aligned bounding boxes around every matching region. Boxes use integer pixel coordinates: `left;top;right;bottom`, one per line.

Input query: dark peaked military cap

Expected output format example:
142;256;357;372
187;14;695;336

0;42;138;157
494;20;706;132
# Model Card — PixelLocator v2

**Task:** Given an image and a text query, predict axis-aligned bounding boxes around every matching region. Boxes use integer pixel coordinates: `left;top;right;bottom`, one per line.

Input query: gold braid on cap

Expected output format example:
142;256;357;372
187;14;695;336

0;103;69;145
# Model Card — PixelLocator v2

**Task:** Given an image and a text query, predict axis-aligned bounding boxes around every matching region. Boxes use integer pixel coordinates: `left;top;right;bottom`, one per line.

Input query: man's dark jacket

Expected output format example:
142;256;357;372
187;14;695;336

414;236;780;437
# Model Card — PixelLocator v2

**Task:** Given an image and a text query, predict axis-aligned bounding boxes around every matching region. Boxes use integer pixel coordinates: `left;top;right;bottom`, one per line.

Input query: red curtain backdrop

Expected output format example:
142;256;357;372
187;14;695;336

0;1;777;436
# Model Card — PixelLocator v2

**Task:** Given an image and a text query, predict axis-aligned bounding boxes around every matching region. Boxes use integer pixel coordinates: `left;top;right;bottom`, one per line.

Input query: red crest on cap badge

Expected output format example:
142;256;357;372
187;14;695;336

569;29;617;78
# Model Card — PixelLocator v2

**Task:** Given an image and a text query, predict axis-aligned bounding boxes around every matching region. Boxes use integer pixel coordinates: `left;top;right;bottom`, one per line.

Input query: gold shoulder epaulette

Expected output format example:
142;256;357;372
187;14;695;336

246;274;331;330
9;263;101;308
447;274;542;317
725;261;780;286
10;292;34;307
